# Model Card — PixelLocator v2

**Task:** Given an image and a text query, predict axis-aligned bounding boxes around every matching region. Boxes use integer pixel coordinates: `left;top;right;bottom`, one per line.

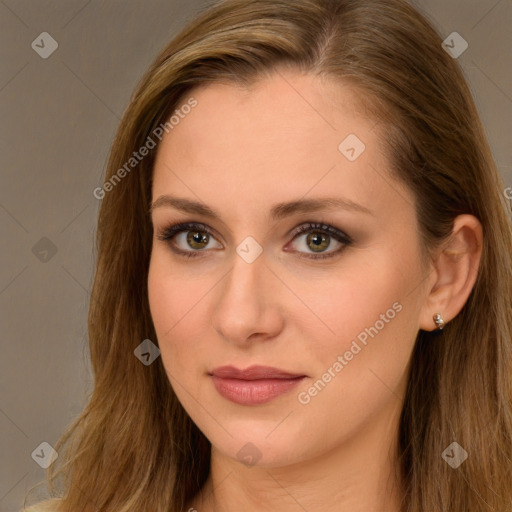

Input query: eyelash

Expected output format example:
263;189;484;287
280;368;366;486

156;221;353;261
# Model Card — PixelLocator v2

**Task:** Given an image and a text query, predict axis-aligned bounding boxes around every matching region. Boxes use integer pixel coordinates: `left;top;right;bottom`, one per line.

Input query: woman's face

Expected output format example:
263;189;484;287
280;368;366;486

148;69;433;468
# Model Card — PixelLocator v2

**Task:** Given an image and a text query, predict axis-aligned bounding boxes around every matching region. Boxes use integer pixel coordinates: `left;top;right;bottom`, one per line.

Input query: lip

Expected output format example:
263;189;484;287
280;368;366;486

210;365;306;380
209;365;307;405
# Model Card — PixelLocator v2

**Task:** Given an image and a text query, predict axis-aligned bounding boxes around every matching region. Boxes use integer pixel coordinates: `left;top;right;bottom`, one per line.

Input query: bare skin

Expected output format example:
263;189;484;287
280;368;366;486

147;67;483;511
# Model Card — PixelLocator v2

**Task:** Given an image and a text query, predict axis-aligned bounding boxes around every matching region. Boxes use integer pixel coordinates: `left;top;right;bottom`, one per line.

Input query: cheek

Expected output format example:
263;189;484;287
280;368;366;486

147;251;214;376
294;247;423;387
290;263;421;443
148;255;172;336
293;258;408;341
148;249;200;333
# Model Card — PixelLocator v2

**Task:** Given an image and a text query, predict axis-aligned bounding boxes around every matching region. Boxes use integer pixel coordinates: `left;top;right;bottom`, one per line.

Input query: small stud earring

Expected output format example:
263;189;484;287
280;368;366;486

433;313;446;330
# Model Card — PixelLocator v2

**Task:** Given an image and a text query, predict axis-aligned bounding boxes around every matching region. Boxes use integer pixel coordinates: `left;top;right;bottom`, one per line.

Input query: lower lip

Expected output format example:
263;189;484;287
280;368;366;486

210;375;306;405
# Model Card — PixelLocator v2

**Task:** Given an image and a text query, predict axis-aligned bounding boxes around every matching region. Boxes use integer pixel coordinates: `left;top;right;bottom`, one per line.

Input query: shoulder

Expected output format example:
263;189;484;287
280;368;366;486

22;498;62;512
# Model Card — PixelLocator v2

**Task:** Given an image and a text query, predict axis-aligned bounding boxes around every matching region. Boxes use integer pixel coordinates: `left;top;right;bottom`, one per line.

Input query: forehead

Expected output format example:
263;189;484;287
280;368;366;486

150;70;402;224
156;69;375;152
175;70;372;139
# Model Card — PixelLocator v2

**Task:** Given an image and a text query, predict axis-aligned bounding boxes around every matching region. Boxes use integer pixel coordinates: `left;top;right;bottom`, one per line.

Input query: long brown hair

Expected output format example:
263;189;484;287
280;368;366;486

27;0;512;510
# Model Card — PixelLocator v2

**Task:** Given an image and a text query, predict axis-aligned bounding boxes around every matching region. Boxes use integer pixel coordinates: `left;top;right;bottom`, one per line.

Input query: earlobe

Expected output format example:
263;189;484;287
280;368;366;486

419;214;483;332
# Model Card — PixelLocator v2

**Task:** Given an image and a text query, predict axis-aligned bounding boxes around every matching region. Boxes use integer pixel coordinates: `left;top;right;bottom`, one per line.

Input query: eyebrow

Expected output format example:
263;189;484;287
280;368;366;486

149;194;374;220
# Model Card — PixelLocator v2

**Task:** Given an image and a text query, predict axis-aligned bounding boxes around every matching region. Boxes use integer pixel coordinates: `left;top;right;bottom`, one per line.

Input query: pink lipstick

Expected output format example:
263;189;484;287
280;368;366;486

209;365;306;405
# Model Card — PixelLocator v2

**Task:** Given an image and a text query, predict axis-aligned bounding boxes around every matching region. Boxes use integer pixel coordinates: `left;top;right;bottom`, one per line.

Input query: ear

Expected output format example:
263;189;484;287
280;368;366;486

419;214;483;332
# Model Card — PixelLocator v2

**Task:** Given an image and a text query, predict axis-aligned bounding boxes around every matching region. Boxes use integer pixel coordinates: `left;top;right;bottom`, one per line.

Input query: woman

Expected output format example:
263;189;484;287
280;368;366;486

24;0;512;510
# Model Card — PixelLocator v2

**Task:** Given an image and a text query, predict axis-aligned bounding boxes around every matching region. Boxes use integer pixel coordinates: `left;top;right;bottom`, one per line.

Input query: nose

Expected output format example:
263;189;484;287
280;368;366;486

211;250;284;346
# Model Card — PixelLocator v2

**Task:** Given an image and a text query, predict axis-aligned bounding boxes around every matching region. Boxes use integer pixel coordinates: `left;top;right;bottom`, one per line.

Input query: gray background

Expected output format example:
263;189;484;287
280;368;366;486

0;1;511;511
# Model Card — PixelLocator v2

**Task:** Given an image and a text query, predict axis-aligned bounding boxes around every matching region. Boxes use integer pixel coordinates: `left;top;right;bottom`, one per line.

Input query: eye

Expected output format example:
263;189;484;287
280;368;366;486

286;222;353;260
156;222;221;259
156;221;353;260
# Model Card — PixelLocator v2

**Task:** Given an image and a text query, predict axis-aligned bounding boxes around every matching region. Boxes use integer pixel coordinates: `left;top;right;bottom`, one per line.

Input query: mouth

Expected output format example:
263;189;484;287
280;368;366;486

208;365;307;405
209;364;306;380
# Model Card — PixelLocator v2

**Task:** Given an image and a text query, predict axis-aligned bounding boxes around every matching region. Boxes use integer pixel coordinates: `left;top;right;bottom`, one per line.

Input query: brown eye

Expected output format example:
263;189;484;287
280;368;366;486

287;222;353;260
173;229;222;253
291;230;343;257
156;222;222;259
305;232;331;253
186;230;210;250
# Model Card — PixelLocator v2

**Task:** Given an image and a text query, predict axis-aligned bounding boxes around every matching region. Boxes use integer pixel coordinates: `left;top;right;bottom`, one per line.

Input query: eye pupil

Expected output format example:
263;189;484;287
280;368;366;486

307;232;329;252
187;231;208;249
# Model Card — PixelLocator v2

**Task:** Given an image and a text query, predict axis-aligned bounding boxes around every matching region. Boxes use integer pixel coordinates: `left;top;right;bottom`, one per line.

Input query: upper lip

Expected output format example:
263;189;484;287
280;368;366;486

209;365;306;380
